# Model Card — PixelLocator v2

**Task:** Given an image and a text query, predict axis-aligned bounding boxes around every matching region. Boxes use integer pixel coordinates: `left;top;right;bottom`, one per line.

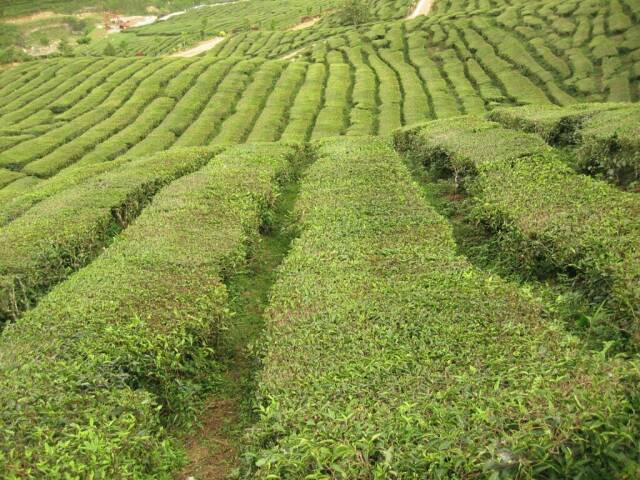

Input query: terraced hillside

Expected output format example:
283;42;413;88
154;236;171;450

0;0;222;17
73;0;640;109
0;0;639;478
1;40;638;182
75;0;415;57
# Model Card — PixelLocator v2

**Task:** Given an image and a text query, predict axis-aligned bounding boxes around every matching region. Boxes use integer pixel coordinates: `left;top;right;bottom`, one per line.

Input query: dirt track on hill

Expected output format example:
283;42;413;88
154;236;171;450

408;0;436;18
281;46;307;60
171;37;225;57
290;16;321;30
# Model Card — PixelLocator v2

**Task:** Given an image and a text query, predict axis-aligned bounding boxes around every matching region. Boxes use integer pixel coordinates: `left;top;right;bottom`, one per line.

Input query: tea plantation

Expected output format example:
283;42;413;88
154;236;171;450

0;0;639;478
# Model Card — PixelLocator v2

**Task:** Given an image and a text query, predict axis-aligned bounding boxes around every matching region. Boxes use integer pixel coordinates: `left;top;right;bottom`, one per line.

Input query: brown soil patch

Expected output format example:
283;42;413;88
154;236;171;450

177;399;238;480
290;16;321;31
281;46;308;60
170;36;225;57
407;0;436;19
26;40;60;56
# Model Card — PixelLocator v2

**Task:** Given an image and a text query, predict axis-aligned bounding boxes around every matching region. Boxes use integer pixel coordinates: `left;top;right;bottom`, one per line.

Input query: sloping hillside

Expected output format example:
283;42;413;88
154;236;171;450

0;0;639;478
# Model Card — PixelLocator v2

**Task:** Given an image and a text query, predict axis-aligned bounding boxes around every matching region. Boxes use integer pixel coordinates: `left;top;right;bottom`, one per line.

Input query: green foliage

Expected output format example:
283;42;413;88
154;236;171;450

58;37;72;56
248;62;308;142
0;147;212;323
175;58;261;146
490;103;640;186
395;115;640;348
344;46;377;135
10;60;186;177
0;23;23;49
103;42;116;56
280;62;326;142
489;103;626;145
0;59;156;174
214;62;284;144
311;62;350;138
0;144;296;478
0;149;129;226
243;137;640;478
395;116;548;190
127;57;231;152
200;17;208;39
577;106;640;186
336;0;371;26
0;168;23;188
0;0;638;475
62;15;89;34
0;0;222;18
0;46;28;64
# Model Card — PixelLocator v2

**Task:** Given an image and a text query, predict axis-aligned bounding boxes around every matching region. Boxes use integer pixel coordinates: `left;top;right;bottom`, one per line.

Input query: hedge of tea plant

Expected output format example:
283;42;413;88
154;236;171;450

0;143;297;477
0;147;214;323
243;136;640;478
395;117;640;347
490;103;640;187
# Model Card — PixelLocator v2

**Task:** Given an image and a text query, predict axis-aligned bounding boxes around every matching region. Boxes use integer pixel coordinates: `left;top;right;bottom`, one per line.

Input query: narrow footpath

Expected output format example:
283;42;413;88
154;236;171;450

171;37;225;57
408;0;436;19
177;150;314;479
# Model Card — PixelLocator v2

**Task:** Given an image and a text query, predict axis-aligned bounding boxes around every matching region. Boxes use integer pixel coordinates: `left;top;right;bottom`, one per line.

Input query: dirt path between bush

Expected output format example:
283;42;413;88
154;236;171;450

4;11;58;23
407;0;436;19
6;10;103;23
177;399;238;480
290;16;321;30
281;46;307;60
171;37;225;57
176;152;314;480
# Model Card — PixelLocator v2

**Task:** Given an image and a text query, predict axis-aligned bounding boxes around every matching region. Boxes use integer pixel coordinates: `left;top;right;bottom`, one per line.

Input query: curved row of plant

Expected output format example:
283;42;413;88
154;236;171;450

0;58;168;173
0;143;299;477
3;0;635;182
394;111;640;348
489;102;640;187
0;146;217;324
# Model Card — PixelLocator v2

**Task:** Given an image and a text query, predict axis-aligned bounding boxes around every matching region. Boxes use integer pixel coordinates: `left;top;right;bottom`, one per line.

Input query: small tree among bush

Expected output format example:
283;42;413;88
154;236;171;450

103;42;116;56
0;47;28;64
200;18;208;38
64;16;89;33
337;0;371;25
58;38;73;56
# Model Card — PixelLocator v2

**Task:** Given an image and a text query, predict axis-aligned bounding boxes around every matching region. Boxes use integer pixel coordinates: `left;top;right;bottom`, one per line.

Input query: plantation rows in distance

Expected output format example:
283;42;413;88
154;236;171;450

0;107;639;475
1;10;639;182
0;0;639;477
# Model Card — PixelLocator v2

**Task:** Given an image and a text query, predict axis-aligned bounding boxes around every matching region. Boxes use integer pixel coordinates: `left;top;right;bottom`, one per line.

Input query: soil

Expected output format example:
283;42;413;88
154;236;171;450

407;0;436;19
281;46;308;60
27;40;60;56
4;11;58;24
170;36;225;57
6;9;100;23
177;399;238;480
106;15;158;34
290;16;321;31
